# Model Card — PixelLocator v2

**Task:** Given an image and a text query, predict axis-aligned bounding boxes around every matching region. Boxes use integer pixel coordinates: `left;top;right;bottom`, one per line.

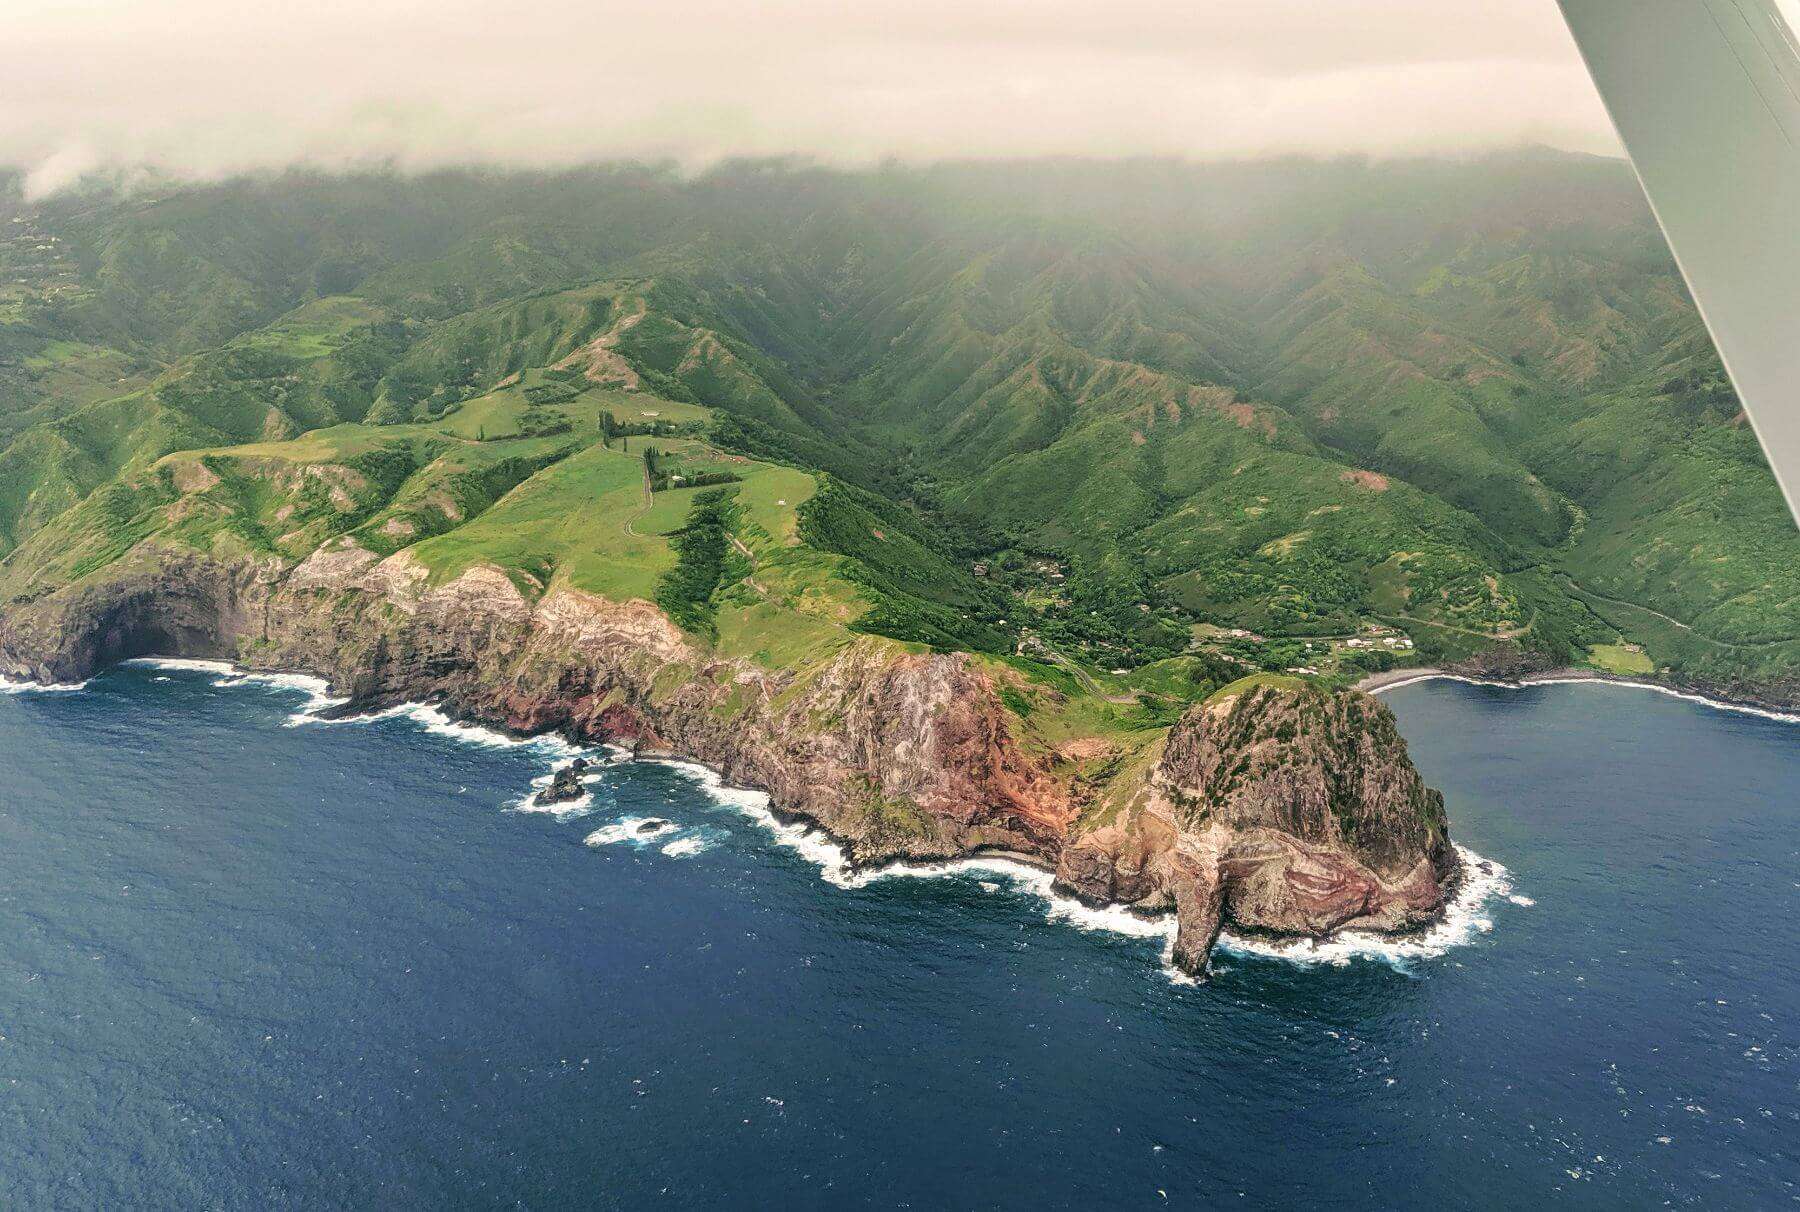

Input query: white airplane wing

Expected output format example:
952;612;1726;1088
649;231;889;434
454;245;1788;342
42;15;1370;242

1560;0;1800;522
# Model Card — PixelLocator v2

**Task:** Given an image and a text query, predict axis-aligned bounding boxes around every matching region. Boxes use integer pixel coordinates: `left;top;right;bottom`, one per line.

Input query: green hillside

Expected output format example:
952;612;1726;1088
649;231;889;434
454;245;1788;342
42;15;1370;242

3;151;1797;704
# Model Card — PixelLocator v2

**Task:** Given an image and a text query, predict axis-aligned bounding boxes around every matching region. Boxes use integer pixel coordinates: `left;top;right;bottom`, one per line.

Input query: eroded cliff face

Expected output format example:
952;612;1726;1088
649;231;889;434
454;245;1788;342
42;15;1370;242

1054;682;1456;972
0;543;1456;977
0;540;1073;866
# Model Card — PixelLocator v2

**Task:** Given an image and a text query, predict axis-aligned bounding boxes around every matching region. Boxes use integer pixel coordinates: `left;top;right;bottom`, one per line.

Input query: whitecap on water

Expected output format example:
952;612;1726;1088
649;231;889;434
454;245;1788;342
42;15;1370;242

131;662;1526;981
648;758;856;877
0;675;88;694
287;696;590;759
123;655;612;770
122;657;236;676
509;789;596;820
585;817;679;847
122;657;347;716
229;672;344;717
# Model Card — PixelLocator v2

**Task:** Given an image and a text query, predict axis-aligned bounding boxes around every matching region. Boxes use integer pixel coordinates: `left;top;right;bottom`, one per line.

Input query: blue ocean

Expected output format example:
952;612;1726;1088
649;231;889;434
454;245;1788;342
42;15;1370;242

1;663;1796;1208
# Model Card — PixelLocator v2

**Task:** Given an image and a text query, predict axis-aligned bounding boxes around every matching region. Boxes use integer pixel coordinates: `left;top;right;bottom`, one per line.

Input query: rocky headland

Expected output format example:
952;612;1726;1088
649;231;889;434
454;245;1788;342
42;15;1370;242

0;540;1459;977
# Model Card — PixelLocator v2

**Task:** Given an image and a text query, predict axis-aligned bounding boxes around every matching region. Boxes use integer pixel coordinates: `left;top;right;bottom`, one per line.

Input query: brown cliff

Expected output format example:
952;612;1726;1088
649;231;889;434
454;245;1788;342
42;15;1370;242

1054;681;1456;972
0;543;1457;978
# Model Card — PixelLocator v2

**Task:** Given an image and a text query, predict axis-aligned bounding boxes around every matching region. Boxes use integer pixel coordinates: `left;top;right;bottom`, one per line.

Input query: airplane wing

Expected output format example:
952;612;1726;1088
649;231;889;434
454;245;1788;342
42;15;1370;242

1559;0;1800;523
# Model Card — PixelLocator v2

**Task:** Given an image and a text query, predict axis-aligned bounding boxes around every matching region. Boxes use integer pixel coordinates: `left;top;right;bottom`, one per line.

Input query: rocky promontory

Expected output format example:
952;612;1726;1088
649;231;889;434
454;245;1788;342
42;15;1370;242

0;540;1458;978
1055;681;1454;970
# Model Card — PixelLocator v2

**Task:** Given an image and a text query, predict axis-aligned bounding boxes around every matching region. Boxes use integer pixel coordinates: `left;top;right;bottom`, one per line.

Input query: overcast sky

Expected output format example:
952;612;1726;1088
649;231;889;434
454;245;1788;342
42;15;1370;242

4;0;1618;197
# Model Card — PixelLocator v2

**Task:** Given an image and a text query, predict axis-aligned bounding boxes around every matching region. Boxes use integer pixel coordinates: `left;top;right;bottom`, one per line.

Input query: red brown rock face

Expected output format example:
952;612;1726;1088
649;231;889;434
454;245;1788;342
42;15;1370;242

0;548;1455;978
1054;683;1457;974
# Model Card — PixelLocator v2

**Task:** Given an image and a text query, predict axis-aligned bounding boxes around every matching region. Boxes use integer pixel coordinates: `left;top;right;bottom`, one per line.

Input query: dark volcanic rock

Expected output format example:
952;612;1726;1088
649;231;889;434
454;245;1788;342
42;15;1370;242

534;757;591;807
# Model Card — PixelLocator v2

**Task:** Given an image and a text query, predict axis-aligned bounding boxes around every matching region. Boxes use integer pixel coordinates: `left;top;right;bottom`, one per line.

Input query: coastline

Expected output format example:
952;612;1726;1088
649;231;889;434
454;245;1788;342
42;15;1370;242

637;748;1513;978
1356;665;1800;725
82;653;1513;979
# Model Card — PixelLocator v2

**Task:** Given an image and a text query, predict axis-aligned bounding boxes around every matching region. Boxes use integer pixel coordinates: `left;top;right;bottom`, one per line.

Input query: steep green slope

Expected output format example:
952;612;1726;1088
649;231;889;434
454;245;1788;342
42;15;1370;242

2;152;1796;703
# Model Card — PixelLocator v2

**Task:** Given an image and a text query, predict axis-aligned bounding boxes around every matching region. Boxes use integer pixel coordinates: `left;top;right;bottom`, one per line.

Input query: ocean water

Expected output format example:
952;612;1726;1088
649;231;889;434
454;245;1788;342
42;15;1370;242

1;665;1796;1208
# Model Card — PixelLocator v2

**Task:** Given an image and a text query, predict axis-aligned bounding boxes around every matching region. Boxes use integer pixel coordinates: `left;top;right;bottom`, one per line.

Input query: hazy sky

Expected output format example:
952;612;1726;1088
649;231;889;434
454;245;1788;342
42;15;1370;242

4;0;1617;196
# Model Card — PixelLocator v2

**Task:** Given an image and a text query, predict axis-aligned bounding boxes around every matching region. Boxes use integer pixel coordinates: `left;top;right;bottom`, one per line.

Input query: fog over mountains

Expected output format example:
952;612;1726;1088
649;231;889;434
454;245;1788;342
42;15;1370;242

5;0;1614;193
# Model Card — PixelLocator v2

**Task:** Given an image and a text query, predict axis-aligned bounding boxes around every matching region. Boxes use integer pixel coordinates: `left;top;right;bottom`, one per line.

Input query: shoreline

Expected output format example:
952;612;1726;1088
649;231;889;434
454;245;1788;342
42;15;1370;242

93;653;1511;978
1355;665;1800;725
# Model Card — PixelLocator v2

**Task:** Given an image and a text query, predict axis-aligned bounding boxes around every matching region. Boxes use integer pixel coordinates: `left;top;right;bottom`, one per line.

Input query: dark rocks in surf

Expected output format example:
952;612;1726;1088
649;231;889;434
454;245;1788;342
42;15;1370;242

534;757;591;807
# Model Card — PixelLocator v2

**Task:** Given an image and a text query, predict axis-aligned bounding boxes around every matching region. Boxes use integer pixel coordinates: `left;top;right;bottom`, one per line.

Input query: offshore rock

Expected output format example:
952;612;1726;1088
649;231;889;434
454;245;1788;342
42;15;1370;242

535;757;591;807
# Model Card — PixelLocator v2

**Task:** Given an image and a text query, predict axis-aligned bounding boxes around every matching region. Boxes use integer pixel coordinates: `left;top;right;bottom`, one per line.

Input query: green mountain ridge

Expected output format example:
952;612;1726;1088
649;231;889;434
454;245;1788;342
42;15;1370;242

3;151;1797;700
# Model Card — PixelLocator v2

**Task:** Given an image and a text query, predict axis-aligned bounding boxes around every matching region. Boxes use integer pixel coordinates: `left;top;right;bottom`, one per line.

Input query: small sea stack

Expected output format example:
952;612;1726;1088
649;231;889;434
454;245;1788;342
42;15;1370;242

534;757;591;807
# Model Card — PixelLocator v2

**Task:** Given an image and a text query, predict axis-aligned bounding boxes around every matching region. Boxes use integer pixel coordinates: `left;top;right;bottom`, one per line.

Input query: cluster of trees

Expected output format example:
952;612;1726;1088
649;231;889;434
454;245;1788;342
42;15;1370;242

975;544;1191;670
639;445;741;492
521;380;581;406
598;410;697;449
796;477;1013;653
514;405;571;437
1660;364;1740;421
654;489;751;638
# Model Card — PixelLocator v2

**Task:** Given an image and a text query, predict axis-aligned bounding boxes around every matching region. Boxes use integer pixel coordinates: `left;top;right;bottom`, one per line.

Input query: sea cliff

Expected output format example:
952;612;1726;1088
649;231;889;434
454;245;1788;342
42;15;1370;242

0;540;1457;977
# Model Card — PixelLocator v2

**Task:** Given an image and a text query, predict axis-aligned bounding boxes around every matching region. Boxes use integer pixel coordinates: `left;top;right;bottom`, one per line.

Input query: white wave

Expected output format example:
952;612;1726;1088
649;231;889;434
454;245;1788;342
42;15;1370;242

225;671;345;717
1372;671;1800;725
510;789;596;820
1524;676;1800;724
121;656;348;716
129;656;645;767
585;816;678;847
0;674;88;694
130;661;1526;979
652;758;1519;980
290;697;588;757
660;765;1173;938
649;758;857;880
122;657;237;675
851;854;1175;940
1214;844;1511;970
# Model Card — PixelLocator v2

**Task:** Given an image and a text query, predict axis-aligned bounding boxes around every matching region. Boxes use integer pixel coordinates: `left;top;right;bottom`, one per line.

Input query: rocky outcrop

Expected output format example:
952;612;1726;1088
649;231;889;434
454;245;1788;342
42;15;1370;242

536;757;592;807
1054;682;1455;972
1449;644;1560;683
0;543;1458;978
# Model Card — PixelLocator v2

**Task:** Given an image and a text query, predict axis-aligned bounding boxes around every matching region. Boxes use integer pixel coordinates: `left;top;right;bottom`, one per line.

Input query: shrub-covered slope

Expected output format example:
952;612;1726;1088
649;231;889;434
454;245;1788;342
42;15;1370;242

3;151;1796;699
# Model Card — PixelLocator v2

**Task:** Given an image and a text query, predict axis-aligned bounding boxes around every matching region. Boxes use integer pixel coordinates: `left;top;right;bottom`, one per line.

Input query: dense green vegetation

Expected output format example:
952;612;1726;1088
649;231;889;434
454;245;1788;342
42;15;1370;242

3;150;1798;705
797;477;1010;652
656;489;749;638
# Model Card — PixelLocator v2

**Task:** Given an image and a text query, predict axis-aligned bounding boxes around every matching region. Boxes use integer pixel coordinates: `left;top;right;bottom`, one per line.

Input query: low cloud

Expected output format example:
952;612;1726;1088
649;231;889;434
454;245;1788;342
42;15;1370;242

3;0;1617;196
